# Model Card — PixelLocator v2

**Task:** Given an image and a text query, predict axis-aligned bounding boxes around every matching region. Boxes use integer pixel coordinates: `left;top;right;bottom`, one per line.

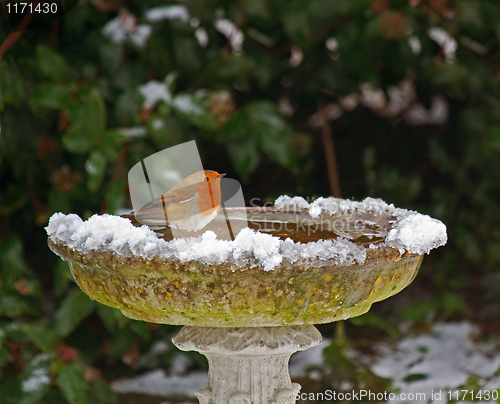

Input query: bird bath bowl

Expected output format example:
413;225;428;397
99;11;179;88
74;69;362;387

46;196;446;404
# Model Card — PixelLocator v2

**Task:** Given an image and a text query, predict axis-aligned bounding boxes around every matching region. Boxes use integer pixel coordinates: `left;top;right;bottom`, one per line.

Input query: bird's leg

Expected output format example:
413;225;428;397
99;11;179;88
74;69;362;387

173;226;189;239
174;228;200;239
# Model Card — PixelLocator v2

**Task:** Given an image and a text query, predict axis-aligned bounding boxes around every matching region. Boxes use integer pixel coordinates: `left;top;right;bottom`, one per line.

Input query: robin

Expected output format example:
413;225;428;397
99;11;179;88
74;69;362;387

131;170;226;235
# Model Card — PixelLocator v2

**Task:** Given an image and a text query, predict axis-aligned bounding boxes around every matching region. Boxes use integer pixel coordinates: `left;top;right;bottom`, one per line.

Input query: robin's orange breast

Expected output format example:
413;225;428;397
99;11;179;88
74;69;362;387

196;180;222;216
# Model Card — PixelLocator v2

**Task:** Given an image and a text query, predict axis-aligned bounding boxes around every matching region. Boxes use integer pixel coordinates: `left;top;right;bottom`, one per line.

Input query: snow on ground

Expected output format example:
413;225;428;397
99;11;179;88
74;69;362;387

371;322;500;404
289;338;332;380
111;369;206;398
111;322;500;403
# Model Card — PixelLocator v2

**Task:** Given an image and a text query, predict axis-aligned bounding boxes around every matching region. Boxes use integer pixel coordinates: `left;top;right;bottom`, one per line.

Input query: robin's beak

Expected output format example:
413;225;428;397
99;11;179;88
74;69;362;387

219;173;226;178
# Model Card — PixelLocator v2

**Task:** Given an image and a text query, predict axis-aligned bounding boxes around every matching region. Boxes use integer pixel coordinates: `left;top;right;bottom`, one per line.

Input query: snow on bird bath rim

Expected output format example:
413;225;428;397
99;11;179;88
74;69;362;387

46;196;446;271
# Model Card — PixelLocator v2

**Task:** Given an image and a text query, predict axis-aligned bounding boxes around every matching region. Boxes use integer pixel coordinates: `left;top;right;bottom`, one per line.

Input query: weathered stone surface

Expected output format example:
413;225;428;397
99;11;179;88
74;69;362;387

48;236;422;327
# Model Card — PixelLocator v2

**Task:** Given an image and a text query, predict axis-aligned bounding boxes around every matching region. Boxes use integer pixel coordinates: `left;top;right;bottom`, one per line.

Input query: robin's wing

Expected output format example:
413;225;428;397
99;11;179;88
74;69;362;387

132;182;200;214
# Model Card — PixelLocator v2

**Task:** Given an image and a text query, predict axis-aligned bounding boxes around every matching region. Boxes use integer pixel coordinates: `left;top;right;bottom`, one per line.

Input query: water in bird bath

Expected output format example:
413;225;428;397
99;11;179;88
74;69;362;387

124;208;388;244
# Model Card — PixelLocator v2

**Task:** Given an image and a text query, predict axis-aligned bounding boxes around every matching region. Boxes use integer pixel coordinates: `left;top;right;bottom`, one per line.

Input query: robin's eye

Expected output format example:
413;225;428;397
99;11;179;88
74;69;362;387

203;177;209;182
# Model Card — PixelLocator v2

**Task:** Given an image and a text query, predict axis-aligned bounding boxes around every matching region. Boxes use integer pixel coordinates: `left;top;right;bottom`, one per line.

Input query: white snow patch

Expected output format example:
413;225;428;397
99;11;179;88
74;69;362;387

171;231;232;265
21;354;51;393
195;27;209;47
139;81;172;108
145;6;190;23
428;27;457;61
47;212;168;259
47;211;365;270
371;322;500;403
22;368;50;393
103;17;129;44
172;94;204;116
103;15;151;47
130;25;153;47
274;195;309;211
118;126;147;138
297;196;446;255
232;227;282;271
214;19;244;52
289;338;332;378
409;35;422;55
307;196;406;218
280;237;366;267
111;369;207;397
405;96;448;126
386;213;447;255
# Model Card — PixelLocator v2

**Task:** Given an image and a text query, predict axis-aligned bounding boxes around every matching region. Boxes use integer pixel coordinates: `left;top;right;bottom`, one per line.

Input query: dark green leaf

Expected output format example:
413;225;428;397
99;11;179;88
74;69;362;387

487;125;500;152
0;295;38;317
85;150;107;193
440;292;465;316
53;260;74;296
257;128;296;168
309;0;369;20
399;300;436;323
115;89;141;127
247;100;289;132
164;72;178;94
0;236;28;283
36;45;69;81
48;188;71;213
172;93;216;130
0;60;23;108
219;111;248;142
98;42;124;75
247;101;296;167
62;128;94;154
62;89;106;153
214;54;256;91
129;320;151;341
22;324;58;352
89;380;116;404
283;7;311;47
29;83;72;113
104;178;126;214
99;130;125;162
96;305;128;333
53;288;95;338
107;328;136;361
56;362;89;404
349;312;401;337
322;341;357;380
3;322;30;343
0;328;9;369
148;116;169;143
173;36;201;74
404;373;428;382
227;137;260;182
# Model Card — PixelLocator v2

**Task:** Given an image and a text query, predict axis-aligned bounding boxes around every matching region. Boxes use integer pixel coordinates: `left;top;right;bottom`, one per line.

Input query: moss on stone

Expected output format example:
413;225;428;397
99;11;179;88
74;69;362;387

48;237;422;327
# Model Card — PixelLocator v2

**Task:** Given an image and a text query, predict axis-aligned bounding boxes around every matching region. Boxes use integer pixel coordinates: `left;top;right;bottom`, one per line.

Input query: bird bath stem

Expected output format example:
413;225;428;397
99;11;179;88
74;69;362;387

173;326;321;404
46;197;446;404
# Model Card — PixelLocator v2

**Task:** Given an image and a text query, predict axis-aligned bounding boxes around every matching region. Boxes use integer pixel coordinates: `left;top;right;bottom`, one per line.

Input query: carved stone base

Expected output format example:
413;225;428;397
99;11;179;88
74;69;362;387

172;326;322;404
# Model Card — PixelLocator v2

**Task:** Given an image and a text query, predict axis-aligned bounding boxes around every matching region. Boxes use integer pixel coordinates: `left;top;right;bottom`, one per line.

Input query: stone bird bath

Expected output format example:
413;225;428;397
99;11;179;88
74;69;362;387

47;196;447;404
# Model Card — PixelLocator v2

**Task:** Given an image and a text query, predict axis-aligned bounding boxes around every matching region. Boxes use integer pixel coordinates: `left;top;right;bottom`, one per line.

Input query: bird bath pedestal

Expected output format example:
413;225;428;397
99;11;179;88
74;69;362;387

172;325;320;404
46;198;446;404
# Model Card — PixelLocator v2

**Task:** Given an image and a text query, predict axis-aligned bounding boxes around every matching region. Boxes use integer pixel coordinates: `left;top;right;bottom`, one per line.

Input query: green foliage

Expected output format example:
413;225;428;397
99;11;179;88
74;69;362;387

1;0;500;401
56;362;89;404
